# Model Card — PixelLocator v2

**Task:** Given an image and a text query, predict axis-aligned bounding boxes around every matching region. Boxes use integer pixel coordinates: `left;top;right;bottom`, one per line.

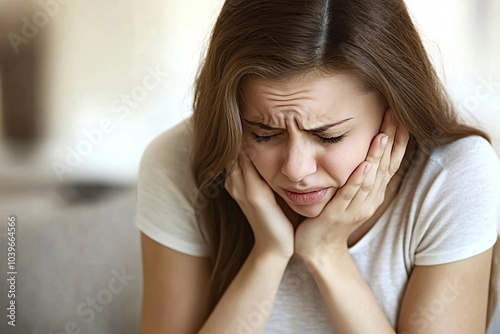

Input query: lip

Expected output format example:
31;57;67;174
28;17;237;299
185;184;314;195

284;188;328;205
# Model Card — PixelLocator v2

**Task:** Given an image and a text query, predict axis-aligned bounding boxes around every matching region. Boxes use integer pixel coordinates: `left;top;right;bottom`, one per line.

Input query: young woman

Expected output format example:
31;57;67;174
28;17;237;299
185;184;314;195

135;0;500;333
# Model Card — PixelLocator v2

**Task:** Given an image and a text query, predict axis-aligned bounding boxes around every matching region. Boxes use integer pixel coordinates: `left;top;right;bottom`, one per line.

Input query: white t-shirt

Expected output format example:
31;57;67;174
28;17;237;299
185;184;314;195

135;117;500;332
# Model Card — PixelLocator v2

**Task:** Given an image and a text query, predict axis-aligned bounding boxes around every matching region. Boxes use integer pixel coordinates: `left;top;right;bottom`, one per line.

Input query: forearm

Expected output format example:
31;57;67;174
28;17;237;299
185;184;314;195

305;248;395;334
198;248;289;334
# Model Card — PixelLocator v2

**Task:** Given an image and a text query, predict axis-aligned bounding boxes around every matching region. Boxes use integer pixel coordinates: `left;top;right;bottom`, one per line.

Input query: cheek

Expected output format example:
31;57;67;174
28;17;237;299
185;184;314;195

324;135;374;185
243;143;277;180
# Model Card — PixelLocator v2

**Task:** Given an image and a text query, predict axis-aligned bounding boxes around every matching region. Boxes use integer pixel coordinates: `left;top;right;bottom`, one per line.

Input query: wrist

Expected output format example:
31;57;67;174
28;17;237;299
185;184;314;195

300;243;350;273
251;245;293;264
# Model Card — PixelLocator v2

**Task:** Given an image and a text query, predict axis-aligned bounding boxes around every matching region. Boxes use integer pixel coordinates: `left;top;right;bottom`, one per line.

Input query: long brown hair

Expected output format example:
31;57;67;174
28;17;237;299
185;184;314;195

191;0;493;319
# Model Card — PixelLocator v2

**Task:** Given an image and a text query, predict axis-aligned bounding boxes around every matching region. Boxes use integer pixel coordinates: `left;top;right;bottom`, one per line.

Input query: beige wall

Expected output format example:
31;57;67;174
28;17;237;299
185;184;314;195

37;0;224;183
0;0;223;184
406;0;500;155
1;0;498;184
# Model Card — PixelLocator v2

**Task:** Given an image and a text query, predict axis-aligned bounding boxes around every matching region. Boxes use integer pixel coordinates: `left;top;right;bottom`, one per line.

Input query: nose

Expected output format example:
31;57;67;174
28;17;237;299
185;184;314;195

281;139;317;182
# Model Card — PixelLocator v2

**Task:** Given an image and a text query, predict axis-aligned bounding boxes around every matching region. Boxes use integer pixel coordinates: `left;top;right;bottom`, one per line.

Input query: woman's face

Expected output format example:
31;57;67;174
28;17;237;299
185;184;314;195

240;71;387;218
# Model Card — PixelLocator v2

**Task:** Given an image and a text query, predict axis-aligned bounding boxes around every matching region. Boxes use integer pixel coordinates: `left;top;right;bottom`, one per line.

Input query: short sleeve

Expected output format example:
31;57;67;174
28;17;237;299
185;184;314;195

413;136;500;266
135;119;211;257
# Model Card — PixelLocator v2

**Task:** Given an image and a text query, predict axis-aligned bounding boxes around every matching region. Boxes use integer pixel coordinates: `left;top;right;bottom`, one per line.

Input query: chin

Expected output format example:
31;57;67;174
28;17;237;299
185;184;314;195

274;192;326;223
288;202;327;218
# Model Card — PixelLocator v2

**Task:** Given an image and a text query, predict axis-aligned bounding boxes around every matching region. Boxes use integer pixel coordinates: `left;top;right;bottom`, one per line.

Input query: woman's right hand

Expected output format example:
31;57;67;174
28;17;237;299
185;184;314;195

225;150;295;260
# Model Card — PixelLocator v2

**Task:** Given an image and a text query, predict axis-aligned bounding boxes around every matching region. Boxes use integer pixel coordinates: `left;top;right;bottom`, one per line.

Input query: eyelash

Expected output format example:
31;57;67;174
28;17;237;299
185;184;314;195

251;133;345;144
318;135;345;144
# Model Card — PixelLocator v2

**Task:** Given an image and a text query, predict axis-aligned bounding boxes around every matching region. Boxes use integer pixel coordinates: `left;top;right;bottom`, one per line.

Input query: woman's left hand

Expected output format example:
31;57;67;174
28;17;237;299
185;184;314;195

294;111;409;264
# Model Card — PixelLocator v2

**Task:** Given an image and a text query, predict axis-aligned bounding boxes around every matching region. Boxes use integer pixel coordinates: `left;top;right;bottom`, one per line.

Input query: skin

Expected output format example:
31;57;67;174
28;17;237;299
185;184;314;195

138;70;493;334
239;71;407;254
240;72;385;221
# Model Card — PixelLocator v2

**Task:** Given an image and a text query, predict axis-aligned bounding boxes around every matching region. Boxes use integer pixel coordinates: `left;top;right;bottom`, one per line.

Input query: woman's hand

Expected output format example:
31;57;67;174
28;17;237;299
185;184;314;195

225;150;295;260
294;111;410;263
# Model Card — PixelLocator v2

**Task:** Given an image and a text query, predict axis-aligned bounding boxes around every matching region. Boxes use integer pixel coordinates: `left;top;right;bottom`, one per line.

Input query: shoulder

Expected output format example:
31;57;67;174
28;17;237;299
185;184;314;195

431;135;498;166
139;117;194;176
416;135;500;208
136;116;198;215
407;136;499;265
415;135;500;190
136;117;210;257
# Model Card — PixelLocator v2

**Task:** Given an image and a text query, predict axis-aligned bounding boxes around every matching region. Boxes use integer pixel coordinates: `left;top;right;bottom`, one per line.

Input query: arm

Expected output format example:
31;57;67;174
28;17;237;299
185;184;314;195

398;250;493;333
198;249;289;333
295;112;496;332
297;118;400;331
139;233;211;334
139;232;289;334
294;110;402;332
199;149;297;333
140;148;295;333
306;247;394;333
305;246;492;334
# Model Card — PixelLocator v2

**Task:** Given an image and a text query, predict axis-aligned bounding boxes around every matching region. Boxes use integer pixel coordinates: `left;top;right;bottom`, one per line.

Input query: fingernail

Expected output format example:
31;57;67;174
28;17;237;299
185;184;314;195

381;136;388;149
364;163;372;175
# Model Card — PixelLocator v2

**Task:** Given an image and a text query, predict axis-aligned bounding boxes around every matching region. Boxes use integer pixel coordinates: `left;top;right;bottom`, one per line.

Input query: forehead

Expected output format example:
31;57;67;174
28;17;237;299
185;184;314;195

242;73;367;107
242;71;365;94
240;72;375;123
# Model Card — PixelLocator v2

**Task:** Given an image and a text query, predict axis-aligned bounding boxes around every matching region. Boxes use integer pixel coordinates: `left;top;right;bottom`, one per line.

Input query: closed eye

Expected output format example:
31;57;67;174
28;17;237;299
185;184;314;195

251;133;345;144
251;133;279;143
316;135;345;144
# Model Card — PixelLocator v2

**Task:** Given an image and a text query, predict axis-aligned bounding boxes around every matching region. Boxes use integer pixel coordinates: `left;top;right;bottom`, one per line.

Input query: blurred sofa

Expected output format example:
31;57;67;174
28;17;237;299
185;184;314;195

0;185;142;334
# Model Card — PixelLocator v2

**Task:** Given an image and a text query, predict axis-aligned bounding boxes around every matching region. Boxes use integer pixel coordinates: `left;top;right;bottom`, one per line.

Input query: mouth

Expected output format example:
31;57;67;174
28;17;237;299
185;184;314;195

284;188;329;205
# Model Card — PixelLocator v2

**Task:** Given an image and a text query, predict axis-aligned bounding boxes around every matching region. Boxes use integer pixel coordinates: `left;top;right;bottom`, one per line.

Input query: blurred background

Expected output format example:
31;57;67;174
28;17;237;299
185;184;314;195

0;0;498;333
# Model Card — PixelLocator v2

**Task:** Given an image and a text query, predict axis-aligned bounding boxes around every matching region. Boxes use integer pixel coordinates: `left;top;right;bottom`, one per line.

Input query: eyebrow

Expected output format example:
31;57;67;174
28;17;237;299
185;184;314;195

242;117;353;133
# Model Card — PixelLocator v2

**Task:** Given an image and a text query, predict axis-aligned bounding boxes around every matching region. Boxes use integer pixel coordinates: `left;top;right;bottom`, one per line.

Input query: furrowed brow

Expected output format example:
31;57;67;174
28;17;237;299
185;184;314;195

242;119;279;131
304;118;353;133
242;118;353;132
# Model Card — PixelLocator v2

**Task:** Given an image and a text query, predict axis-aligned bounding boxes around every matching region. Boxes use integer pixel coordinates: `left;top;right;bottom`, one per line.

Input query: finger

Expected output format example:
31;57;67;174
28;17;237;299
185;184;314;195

378;109;397;138
373;122;409;197
388;124;410;177
379;110;397;164
238;150;268;197
226;159;239;177
316;132;386;221
372;110;397;192
347;134;388;210
225;152;250;193
362;133;389;188
320;161;373;219
239;150;258;181
348;111;399;214
224;161;245;198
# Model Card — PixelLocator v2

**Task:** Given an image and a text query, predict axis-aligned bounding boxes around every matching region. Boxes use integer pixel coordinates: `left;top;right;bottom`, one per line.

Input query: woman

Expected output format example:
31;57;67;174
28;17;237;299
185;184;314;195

136;0;500;333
